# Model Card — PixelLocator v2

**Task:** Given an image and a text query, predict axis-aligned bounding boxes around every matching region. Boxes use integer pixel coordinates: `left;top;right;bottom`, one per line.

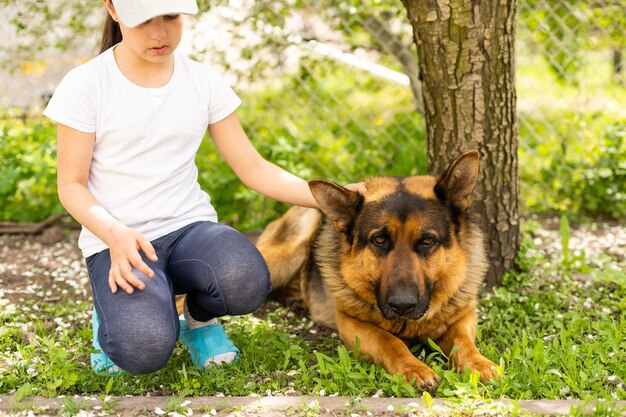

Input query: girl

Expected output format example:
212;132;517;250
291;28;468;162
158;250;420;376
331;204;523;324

44;0;365;375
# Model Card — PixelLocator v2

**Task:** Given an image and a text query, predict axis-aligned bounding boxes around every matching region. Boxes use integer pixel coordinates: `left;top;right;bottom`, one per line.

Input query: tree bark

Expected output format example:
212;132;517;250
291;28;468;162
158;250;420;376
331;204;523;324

401;0;519;287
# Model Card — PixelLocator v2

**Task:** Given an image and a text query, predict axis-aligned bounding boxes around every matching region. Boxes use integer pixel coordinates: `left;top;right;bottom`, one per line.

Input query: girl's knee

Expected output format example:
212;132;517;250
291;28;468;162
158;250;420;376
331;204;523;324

223;256;271;315
113;343;174;374
103;320;178;374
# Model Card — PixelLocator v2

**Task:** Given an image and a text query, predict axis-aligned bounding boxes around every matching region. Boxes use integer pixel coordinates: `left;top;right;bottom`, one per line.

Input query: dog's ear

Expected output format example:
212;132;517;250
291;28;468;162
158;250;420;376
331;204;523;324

309;179;363;233
434;150;479;211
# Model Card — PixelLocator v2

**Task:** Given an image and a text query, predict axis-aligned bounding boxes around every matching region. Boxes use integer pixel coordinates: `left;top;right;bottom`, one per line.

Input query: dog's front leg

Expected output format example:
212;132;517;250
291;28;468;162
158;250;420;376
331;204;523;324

435;307;499;383
336;310;441;393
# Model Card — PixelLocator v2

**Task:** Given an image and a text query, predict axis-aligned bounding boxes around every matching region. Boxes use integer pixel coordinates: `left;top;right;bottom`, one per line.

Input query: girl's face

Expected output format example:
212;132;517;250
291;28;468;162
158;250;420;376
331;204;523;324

105;1;184;65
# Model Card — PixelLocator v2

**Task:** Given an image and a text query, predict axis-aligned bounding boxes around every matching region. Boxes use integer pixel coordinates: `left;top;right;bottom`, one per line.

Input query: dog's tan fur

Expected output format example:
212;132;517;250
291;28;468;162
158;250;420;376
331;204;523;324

256;151;498;392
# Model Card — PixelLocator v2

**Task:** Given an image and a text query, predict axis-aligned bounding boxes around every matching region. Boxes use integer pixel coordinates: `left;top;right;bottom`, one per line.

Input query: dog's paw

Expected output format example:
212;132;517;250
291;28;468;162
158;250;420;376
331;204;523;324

457;355;500;383
400;362;442;393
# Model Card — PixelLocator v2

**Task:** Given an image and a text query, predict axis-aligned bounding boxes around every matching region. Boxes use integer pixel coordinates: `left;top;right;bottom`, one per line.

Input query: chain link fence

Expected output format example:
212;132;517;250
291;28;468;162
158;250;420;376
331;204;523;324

193;0;624;222
1;0;624;226
515;0;625;219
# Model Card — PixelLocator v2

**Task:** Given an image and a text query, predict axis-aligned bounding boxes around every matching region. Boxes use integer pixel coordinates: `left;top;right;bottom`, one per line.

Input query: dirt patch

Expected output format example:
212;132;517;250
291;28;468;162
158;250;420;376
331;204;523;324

0;229;89;304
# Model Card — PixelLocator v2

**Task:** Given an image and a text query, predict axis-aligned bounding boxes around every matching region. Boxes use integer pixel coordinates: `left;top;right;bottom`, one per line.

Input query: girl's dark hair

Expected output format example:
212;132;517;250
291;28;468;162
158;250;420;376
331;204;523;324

100;12;122;54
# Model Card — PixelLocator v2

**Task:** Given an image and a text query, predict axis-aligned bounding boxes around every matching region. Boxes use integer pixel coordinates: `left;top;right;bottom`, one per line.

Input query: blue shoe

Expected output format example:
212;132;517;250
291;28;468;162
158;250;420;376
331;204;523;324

179;316;240;368
91;308;120;375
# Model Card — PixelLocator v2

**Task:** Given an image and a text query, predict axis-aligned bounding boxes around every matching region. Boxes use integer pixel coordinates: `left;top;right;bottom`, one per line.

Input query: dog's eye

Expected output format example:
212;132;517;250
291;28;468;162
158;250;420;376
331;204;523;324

371;235;387;247
419;237;436;247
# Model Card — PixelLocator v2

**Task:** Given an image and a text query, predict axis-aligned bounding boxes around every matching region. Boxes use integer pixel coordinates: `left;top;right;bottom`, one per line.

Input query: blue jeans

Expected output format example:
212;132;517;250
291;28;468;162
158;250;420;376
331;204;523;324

86;221;271;374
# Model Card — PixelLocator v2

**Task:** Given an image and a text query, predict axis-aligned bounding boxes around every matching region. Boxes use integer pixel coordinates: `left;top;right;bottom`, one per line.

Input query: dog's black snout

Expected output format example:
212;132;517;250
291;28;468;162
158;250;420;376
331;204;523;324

387;293;418;315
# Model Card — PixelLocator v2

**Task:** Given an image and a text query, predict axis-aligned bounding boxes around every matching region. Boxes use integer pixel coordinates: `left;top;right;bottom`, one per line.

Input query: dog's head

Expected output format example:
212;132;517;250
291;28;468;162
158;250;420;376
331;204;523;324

309;150;481;321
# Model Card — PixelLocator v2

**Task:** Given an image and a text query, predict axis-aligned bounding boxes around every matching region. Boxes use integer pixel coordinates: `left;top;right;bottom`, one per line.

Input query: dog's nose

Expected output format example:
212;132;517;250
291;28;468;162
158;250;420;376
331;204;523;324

387;293;418;316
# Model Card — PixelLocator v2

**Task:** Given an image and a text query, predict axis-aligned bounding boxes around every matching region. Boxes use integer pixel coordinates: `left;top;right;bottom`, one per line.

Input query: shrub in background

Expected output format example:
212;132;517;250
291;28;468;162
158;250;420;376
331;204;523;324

0;65;425;230
569;123;626;219
0;114;63;222
195;60;427;230
3;58;625;226
520;116;625;220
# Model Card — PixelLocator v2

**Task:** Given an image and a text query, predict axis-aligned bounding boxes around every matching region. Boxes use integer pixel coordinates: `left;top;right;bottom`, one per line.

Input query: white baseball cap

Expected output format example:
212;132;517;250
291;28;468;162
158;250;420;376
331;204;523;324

113;0;198;28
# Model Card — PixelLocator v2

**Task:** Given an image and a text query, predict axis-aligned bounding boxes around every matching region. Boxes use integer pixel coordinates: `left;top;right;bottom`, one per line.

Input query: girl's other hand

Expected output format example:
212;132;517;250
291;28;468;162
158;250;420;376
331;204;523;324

345;182;367;194
107;224;158;294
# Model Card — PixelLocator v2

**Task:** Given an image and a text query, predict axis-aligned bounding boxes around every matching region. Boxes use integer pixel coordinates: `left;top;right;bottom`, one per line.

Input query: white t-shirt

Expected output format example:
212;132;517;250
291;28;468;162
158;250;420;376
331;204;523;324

43;46;241;257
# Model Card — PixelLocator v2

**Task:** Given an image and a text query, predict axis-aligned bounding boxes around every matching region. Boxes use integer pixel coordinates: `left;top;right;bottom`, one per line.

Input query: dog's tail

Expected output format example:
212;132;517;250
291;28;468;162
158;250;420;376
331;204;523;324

256;206;322;290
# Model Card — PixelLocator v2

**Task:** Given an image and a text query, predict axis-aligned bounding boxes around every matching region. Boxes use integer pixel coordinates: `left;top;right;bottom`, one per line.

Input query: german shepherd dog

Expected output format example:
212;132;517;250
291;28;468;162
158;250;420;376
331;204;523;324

256;150;498;393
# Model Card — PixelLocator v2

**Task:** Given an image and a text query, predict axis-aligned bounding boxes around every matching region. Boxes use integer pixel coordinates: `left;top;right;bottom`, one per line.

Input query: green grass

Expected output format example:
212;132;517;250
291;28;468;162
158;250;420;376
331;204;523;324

1;221;625;409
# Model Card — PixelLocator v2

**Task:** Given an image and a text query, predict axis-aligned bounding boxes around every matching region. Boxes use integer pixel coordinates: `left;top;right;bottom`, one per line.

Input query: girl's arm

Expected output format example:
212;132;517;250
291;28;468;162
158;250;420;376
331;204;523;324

56;124;157;294
208;112;365;208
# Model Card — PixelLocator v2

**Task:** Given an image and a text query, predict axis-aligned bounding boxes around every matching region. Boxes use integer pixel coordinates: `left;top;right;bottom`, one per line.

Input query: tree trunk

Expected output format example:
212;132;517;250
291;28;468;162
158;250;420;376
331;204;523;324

401;0;519;288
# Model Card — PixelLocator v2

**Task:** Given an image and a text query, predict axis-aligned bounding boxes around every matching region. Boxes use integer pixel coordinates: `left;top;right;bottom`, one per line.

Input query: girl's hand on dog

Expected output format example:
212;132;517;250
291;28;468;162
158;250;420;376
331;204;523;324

107;224;158;294
345;182;367;194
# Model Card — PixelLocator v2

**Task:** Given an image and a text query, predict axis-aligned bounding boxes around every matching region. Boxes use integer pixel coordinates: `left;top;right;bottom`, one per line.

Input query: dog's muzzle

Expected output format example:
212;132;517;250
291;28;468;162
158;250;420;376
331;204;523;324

378;285;431;320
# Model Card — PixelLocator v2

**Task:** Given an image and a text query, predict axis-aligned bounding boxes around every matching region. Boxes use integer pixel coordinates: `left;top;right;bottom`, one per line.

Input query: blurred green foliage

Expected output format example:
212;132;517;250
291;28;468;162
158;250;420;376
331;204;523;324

2;65;625;227
0;113;63;222
516;46;626;221
2;2;626;226
518;0;626;83
574;124;625;219
0;64;426;229
197;60;426;230
520;114;626;220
